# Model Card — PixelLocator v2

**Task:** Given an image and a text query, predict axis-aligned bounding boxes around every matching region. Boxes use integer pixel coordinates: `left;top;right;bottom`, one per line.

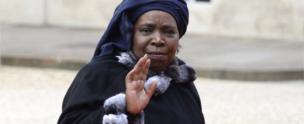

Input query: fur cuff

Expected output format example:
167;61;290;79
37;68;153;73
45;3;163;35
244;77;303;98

145;75;171;96
103;113;128;124
102;93;144;124
103;93;126;114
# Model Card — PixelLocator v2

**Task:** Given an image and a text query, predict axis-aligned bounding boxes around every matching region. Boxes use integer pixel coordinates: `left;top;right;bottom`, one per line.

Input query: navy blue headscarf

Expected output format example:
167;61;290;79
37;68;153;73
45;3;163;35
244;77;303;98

93;0;189;58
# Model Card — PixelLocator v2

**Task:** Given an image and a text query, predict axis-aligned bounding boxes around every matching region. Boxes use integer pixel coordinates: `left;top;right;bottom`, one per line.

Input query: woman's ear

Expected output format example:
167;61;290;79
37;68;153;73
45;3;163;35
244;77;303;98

177;44;181;53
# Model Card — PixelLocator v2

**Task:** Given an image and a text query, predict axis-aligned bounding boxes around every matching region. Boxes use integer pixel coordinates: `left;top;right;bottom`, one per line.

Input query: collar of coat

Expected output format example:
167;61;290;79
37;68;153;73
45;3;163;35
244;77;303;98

116;52;196;95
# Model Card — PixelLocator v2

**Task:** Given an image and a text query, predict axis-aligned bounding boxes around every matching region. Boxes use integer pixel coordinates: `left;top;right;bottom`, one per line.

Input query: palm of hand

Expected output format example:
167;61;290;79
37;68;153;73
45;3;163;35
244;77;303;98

125;55;157;115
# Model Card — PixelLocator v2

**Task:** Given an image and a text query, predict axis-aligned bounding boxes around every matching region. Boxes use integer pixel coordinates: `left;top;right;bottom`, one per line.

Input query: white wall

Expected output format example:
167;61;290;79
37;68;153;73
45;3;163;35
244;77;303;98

47;0;120;28
0;0;45;25
200;0;304;40
0;0;303;41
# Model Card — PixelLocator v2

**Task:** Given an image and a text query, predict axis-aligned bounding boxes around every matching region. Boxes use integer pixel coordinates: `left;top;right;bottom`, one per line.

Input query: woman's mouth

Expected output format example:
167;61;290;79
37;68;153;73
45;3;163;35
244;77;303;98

145;52;169;71
146;52;167;60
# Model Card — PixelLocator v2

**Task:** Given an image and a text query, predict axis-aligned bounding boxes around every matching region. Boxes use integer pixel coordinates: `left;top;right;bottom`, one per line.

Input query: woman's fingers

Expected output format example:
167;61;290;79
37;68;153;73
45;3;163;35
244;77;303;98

132;80;145;90
134;54;149;73
125;69;135;82
146;81;157;99
127;54;150;81
143;58;150;74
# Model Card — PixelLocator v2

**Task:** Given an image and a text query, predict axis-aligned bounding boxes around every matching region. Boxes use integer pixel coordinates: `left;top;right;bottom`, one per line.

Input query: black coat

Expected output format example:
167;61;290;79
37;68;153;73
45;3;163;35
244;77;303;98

58;55;205;124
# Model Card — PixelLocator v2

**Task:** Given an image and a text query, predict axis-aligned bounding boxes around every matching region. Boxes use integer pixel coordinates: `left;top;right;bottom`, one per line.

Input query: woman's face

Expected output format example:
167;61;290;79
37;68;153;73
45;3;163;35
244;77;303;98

133;10;179;72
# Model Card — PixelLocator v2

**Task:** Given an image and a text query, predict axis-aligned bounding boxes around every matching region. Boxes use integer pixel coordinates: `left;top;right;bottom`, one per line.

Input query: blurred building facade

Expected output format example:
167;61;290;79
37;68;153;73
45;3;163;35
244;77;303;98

0;0;303;41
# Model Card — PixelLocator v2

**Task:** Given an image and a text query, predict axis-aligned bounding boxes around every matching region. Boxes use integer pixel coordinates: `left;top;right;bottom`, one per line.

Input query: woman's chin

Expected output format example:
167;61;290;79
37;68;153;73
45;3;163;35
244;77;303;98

149;63;167;72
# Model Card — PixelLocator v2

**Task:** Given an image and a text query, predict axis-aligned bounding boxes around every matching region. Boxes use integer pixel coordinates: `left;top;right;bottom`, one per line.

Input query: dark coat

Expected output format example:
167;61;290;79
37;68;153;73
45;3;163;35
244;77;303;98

58;55;205;124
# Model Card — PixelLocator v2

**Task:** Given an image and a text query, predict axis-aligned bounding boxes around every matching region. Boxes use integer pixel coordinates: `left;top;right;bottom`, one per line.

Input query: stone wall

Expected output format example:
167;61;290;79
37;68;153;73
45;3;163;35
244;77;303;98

0;0;303;41
204;0;304;40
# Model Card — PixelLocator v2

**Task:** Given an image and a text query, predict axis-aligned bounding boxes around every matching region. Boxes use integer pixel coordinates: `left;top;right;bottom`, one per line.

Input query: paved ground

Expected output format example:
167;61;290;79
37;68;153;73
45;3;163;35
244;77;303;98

0;65;303;124
1;25;303;80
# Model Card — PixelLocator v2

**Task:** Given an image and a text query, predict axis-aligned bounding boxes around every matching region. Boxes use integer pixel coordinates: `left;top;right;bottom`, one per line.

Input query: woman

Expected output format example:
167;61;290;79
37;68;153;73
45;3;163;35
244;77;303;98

58;0;205;123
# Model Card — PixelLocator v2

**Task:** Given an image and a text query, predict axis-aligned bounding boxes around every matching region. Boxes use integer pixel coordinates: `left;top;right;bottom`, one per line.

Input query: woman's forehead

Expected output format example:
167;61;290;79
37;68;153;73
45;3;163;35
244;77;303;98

135;10;177;26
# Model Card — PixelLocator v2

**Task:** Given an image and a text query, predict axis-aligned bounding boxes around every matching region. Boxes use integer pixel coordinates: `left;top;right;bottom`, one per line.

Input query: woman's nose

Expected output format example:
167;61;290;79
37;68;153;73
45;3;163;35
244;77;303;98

150;32;165;47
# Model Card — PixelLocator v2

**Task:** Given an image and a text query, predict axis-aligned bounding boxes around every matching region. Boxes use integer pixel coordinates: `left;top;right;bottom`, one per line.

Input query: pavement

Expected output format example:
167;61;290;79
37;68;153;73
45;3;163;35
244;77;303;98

0;65;303;124
1;24;304;80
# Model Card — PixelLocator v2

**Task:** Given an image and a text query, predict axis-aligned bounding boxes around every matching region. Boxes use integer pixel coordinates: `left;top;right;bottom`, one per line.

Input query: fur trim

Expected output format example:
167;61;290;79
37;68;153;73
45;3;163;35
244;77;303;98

116;52;134;67
103;93;126;114
116;52;196;95
103;93;145;124
145;74;171;96
103;113;128;124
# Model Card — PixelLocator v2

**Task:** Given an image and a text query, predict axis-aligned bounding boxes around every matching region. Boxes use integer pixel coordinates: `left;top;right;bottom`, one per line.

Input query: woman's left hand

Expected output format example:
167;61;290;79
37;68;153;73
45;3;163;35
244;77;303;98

125;54;157;115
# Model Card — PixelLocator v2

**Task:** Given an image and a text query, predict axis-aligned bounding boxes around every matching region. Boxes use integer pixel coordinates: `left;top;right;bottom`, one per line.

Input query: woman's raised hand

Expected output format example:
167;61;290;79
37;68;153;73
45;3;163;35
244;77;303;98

125;54;157;115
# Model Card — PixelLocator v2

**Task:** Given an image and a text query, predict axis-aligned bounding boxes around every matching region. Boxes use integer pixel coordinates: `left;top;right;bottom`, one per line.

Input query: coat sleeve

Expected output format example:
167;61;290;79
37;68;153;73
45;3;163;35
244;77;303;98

58;61;129;124
189;81;205;123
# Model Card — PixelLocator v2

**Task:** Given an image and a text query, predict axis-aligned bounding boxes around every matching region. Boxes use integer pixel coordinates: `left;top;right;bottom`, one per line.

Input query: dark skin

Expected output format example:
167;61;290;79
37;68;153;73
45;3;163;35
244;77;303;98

125;10;180;114
133;10;180;72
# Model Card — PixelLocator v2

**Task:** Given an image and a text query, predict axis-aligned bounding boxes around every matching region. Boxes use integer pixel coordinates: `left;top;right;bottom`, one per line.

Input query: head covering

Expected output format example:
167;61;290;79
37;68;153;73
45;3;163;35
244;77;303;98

93;0;189;58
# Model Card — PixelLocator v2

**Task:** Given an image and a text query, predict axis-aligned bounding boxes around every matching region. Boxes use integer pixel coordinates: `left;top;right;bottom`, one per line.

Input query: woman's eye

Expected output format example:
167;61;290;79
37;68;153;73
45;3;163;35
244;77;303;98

164;30;176;37
166;30;175;34
139;28;153;34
